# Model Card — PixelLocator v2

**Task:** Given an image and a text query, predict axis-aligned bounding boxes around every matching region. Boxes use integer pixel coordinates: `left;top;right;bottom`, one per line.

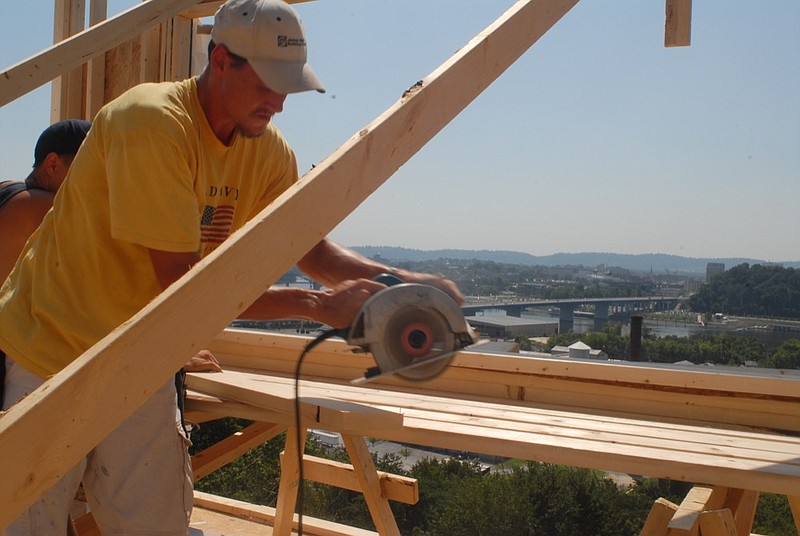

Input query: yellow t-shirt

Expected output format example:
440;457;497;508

0;78;298;378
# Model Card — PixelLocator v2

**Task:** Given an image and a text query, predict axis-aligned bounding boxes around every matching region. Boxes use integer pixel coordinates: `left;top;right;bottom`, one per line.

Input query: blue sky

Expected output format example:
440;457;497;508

1;1;798;262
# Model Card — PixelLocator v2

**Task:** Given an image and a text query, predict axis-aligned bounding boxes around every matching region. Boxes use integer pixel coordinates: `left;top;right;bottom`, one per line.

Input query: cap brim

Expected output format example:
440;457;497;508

251;60;325;94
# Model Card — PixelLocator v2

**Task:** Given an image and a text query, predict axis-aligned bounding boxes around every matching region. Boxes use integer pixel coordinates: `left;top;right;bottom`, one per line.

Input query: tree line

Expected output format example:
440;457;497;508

689;263;800;319
545;322;799;370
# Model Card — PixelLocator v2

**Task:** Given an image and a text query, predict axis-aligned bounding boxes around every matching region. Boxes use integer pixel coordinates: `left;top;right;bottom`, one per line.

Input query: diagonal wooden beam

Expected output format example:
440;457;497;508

0;0;579;528
181;0;313;19
191;421;287;481
342;434;401;535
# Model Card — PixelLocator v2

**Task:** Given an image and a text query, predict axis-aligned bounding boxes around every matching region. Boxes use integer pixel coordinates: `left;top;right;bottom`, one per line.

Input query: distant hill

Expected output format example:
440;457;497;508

350;246;800;276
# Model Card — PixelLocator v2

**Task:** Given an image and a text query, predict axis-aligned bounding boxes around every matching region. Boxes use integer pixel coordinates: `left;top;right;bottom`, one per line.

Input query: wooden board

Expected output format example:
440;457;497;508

192;421;286;481
290;453;418;505
0;0;202;107
187;370;403;433
665;0;692;47
193;490;379;536
184;368;800;497
205;329;800;433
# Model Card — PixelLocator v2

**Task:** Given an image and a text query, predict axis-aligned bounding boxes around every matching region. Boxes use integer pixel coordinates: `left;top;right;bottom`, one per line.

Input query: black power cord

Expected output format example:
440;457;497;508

292;274;401;534
292;327;346;536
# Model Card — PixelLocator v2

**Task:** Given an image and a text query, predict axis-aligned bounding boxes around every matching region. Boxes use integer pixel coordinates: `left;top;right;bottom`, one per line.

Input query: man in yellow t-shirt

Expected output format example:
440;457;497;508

0;0;463;534
0;120;221;405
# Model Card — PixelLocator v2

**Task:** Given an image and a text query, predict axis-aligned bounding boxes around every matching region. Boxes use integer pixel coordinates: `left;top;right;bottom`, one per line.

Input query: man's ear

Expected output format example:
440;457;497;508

42;152;61;177
209;43;229;73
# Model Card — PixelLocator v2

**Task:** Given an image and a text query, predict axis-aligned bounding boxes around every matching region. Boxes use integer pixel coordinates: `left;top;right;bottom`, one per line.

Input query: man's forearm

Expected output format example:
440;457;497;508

297;239;395;288
240;278;387;329
240;286;323;321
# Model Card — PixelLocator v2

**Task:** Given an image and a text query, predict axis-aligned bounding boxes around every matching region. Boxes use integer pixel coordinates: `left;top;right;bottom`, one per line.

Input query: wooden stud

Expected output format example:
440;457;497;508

788;495;800;533
697;509;737;536
86;0;108;120
193;490;379;536
640;497;678;536
668;486;728;534
280;452;419;505
191;421;286;481
0;0;201;108
665;0;692;47
273;426;306;536
71;512;101;536
180;0;313;19
139;23;162;85
167;16;194;81
722;488;758;536
342;434;401;536
51;0;86;121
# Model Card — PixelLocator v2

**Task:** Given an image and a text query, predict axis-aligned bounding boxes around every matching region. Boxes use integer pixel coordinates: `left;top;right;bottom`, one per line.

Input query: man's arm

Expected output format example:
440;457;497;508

297;239;464;306
148;249;201;290
0;191;54;282
148;246;386;329
241;278;386;329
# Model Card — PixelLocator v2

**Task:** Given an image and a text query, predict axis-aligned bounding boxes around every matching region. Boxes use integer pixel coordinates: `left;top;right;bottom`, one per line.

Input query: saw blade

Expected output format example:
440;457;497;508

365;305;455;381
351;339;489;385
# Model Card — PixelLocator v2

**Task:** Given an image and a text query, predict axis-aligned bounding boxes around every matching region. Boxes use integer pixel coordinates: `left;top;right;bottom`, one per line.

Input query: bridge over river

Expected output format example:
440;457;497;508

462;296;686;333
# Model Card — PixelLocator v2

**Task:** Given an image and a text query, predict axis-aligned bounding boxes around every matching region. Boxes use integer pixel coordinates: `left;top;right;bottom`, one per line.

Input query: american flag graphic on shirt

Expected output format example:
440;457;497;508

200;205;234;244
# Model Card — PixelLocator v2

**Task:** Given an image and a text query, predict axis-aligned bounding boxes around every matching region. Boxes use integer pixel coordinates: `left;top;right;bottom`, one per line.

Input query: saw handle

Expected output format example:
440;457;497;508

325;273;404;339
373;272;404;286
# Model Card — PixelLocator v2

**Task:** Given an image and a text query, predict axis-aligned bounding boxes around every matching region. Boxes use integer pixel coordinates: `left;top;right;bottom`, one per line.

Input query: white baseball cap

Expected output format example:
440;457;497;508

211;0;325;94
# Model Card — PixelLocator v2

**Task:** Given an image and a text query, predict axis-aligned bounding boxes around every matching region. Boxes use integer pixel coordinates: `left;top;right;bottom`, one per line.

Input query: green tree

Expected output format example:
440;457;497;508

754;493;799;536
514;334;532;351
413;462;652;536
689;263;800;319
762;338;800;369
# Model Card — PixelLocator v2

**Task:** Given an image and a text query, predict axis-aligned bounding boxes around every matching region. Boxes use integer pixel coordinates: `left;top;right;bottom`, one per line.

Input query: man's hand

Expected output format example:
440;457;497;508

183;349;222;373
315;278;387;329
392;269;464;306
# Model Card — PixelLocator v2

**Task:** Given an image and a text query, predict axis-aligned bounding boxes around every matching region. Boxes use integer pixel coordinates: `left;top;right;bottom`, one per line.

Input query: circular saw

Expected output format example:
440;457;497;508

346;281;480;384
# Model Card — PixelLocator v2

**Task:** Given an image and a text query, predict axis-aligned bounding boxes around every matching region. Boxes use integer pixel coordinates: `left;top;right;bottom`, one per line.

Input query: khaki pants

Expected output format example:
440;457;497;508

2;357;193;535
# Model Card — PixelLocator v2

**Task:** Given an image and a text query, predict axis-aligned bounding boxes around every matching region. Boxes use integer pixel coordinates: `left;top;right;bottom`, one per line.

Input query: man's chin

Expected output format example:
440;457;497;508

237;122;269;139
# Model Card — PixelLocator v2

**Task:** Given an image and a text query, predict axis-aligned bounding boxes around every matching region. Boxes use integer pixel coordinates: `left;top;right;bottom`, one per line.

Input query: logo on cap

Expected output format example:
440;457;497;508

277;35;306;48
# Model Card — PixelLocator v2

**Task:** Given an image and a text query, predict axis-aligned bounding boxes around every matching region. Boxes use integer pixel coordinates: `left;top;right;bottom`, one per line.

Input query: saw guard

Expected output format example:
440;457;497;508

347;283;477;381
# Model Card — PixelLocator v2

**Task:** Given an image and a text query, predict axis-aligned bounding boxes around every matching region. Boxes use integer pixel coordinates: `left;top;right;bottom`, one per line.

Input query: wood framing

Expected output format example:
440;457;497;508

180;0;314;19
51;0;86;120
193;491;380;536
191;421;287;481
665;0;692;47
0;0;579;527
184;362;800;497
641;498;679;535
0;0;201;108
273;426;307;536
202;330;800;433
286;453;419;505
86;0;108;119
342;434;401;536
182;332;799;535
